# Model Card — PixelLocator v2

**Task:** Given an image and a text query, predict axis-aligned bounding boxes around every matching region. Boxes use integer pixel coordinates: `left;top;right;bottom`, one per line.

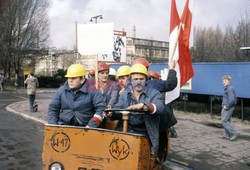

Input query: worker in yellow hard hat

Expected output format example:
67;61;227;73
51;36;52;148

114;63;165;159
48;63;105;128
131;58;178;163
116;65;131;95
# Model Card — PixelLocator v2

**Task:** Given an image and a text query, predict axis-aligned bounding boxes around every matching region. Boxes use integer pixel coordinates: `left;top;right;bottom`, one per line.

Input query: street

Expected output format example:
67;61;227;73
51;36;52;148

1;91;250;170
0;92;51;170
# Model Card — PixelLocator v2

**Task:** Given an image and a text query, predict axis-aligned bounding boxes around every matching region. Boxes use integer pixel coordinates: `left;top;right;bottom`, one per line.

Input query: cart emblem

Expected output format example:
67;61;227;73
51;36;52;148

109;139;130;160
50;132;71;153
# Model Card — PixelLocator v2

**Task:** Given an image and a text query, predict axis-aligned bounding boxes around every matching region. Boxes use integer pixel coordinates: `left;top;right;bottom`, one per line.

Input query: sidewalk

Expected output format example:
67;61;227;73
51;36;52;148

168;111;250;170
5;93;250;170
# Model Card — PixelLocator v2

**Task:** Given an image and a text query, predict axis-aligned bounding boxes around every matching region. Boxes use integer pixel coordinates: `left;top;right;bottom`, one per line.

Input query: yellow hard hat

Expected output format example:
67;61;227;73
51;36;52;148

65;64;86;77
117;65;131;77
130;64;148;76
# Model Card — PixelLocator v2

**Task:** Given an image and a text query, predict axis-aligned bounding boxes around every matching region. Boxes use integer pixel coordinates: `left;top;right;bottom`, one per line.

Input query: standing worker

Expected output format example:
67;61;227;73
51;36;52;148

47;64;105;128
220;75;239;141
24;72;39;112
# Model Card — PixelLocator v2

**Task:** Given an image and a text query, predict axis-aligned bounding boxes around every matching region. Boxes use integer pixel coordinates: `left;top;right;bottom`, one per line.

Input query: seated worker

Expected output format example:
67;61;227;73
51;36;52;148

97;61;118;108
113;64;165;157
116;65;131;96
132;58;177;92
134;58;177;162
47;64;105;128
104;65;131;129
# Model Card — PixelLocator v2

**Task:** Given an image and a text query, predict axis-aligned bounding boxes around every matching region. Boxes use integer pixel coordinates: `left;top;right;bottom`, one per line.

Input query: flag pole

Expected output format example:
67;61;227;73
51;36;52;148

95;55;98;89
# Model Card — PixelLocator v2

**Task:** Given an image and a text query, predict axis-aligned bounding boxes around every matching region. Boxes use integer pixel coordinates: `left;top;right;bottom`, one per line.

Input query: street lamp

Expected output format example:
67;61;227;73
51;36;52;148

90;15;103;23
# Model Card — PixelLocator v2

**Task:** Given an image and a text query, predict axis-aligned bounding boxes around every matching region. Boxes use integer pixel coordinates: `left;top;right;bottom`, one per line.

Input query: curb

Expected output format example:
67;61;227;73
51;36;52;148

6;102;46;125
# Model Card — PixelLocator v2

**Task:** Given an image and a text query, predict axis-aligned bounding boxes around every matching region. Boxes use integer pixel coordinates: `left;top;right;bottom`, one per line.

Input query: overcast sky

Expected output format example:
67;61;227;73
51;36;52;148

48;0;250;49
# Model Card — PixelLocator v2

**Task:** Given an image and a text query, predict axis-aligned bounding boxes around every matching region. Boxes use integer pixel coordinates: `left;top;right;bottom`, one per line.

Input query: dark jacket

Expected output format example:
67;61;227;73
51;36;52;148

147;69;177;93
222;84;237;110
147;69;178;129
47;79;105;128
159;103;177;131
114;87;165;155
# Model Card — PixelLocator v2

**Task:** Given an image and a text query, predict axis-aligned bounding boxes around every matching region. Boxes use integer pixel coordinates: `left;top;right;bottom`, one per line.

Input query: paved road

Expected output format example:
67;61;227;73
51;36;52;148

3;88;250;170
0;92;52;170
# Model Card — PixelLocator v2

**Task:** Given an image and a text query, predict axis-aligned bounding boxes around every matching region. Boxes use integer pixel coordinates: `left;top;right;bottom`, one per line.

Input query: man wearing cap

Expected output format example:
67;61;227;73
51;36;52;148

47;64;105;128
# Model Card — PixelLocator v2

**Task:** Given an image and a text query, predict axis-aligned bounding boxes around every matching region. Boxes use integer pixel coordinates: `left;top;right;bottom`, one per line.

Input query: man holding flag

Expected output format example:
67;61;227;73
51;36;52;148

165;0;194;104
162;0;195;166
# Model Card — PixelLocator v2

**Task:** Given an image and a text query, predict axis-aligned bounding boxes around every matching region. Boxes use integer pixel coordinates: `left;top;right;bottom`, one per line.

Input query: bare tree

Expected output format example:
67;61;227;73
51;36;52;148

0;0;49;84
193;16;250;62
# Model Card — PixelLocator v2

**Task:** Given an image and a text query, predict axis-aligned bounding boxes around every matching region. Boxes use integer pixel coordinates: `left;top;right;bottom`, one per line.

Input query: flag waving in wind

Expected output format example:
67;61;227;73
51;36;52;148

179;0;194;87
165;0;194;104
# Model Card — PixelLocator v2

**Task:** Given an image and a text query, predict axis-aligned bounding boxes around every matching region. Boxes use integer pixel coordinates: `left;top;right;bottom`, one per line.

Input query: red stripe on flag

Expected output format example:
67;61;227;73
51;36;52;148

170;0;180;34
178;0;194;87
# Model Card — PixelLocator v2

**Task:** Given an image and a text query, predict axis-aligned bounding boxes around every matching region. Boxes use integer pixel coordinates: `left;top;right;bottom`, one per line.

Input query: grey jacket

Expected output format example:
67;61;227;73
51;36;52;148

24;76;39;95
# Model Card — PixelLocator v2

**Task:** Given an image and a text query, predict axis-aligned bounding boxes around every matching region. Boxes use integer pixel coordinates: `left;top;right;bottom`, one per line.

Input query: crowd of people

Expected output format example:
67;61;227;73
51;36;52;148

27;57;237;166
46;57;178;165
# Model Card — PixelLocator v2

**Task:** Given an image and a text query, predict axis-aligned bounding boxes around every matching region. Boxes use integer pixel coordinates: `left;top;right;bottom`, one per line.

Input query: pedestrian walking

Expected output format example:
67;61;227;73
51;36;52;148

219;75;239;141
24;72;39;112
0;73;4;91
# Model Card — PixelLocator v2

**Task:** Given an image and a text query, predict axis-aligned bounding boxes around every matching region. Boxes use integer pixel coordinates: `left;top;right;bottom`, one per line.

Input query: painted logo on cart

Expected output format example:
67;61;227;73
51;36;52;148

50;132;71;153
109;138;130;160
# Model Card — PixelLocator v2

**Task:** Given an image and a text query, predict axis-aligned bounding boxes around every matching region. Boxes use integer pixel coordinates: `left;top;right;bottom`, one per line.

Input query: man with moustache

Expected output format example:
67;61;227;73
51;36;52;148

114;63;165;158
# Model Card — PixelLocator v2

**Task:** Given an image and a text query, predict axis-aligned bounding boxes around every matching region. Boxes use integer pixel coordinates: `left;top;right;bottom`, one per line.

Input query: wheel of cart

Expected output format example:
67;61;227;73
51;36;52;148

42;109;163;170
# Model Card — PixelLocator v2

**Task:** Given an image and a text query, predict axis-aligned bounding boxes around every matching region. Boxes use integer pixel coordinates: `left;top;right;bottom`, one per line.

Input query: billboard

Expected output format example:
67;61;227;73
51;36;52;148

99;30;126;62
77;23;114;55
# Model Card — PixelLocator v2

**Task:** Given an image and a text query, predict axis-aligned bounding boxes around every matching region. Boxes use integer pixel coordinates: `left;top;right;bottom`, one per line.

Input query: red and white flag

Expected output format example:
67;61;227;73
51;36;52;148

179;0;194;87
165;0;194;104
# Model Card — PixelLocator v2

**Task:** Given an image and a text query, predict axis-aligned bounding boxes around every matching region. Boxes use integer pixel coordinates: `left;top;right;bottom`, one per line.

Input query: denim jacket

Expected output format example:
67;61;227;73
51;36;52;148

222;84;237;110
48;80;105;128
115;86;165;155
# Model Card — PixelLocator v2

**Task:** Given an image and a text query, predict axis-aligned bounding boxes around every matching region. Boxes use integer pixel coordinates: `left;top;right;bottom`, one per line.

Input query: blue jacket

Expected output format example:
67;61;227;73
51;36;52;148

114;86;165;155
222;84;237;110
148;69;178;130
88;79;119;108
47;80;105;128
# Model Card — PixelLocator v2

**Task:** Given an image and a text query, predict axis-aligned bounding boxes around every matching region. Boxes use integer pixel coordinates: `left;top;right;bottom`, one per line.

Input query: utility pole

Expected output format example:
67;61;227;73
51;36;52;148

132;26;136;38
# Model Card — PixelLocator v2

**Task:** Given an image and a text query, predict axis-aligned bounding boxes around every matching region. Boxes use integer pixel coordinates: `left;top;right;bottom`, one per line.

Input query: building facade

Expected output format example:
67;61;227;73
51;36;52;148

33;37;169;75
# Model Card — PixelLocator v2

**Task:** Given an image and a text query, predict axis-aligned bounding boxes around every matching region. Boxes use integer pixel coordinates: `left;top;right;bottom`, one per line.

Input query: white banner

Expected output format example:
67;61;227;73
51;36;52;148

77;23;114;55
